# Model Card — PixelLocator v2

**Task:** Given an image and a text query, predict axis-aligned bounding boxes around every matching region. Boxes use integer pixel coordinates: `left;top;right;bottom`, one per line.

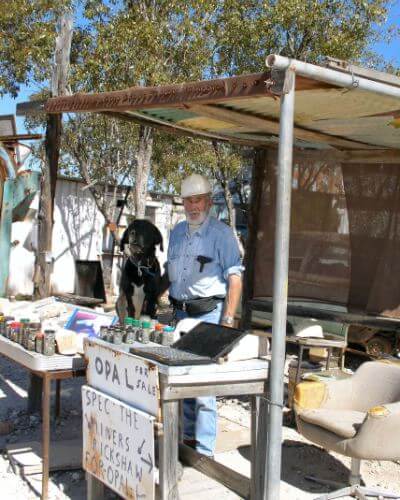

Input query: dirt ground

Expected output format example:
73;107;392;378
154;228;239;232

0;350;399;499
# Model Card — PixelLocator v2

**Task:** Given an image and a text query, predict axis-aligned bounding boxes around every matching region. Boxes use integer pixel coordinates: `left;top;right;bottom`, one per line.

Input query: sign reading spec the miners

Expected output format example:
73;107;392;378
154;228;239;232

85;339;159;417
82;385;155;499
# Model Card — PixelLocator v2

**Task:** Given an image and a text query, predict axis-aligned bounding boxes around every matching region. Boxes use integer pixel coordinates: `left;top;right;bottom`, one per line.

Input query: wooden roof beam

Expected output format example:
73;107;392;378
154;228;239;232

291;148;400;163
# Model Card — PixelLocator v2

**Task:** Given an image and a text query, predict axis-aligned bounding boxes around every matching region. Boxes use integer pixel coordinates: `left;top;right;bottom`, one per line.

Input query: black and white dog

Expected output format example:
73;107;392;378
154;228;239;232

116;219;163;323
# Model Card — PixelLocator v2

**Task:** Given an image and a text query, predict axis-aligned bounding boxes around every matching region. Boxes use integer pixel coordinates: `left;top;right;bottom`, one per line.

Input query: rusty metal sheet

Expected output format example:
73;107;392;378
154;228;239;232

45;72;275;113
82;385;155;500
84;339;160;418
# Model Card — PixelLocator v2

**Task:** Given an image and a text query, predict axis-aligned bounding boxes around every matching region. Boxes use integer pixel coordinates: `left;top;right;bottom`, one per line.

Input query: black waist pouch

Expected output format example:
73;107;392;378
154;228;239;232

170;295;225;315
186;297;218;315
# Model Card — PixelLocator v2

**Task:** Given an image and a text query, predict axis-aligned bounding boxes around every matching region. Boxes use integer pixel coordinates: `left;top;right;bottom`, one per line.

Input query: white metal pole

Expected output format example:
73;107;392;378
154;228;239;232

265;69;296;500
267;54;400;99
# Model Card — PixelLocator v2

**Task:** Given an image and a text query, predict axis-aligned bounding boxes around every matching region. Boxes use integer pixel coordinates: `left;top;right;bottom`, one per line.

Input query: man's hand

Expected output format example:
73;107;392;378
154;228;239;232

222;274;242;327
221;314;235;328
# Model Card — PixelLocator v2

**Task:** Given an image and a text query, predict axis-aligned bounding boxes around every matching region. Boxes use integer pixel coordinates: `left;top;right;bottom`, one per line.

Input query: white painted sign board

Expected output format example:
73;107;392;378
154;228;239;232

85;338;159;417
82;385;155;500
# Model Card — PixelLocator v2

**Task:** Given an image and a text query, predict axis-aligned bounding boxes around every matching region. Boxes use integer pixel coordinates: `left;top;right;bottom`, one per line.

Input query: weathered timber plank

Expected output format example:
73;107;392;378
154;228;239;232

161;381;265;401
160;400;179;500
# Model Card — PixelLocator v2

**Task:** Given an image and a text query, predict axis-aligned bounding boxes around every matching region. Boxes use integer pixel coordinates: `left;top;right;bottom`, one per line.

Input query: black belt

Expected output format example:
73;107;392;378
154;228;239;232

170;296;224;315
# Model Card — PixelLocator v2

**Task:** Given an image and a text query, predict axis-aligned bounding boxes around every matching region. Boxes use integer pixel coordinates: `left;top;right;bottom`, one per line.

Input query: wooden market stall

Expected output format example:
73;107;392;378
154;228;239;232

18;55;400;499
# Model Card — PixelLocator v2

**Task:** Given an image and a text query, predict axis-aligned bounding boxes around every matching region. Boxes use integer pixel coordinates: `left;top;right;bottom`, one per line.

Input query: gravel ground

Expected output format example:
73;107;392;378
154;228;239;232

0;348;399;499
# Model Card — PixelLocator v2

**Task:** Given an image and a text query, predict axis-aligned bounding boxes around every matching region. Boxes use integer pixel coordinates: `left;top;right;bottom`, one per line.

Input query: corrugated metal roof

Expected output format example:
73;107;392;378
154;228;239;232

22;65;400;153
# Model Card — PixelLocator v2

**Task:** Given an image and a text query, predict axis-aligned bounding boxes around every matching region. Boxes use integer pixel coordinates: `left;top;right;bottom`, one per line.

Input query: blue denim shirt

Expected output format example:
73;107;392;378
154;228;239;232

167;216;244;301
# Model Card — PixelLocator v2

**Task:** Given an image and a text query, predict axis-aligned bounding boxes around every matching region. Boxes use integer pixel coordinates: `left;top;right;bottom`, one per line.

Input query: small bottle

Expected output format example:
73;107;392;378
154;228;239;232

10;322;21;343
152;324;163;344
133;319;142;342
20;318;30;348
112;328;123;345
0;315;6;336
36;332;44;353
29;322;41;351
5;317;15;339
141;321;151;344
27;328;37;351
99;325;108;341
106;326;115;343
163;326;175;346
124;326;135;344
43;329;56;356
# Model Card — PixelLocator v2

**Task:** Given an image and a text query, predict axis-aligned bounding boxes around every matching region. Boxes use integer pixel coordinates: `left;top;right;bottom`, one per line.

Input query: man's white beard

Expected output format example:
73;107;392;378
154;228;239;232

185;209;208;226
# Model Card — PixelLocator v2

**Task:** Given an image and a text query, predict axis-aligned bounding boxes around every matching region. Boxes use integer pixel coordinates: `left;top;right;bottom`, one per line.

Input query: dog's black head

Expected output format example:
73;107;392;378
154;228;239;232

120;219;163;264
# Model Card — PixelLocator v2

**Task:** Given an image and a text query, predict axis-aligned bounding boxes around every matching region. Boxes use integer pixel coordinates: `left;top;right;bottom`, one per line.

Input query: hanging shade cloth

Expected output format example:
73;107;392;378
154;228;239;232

253;151;400;318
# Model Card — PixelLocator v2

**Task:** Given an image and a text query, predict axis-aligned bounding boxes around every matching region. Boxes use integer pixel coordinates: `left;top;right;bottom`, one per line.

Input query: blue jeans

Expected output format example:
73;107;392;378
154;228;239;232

175;302;223;456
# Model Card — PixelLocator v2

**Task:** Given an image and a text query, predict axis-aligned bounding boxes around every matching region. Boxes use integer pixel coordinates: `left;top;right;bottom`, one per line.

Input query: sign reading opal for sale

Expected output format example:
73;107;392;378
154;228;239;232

82;385;155;500
85;338;159;417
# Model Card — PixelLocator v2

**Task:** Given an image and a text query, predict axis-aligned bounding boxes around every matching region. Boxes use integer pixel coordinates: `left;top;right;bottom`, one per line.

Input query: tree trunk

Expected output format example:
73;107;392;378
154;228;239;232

34;10;73;299
212;141;244;256
135;125;153;218
222;178;236;228
33;114;61;298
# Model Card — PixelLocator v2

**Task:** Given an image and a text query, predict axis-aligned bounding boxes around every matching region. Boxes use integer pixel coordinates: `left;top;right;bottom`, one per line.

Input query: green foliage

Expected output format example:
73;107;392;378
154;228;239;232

0;1;73;96
0;0;396;206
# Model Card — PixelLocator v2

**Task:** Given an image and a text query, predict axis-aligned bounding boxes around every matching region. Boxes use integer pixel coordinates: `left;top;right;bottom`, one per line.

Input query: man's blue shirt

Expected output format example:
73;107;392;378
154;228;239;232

167;216;243;301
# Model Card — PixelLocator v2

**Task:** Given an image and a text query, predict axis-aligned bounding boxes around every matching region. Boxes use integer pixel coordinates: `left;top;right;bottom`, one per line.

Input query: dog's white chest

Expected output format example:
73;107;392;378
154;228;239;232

132;284;145;319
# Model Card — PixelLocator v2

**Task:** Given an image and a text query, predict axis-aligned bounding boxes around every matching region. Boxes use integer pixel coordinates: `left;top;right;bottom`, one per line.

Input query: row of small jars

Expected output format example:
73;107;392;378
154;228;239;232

99;318;175;346
0;315;56;356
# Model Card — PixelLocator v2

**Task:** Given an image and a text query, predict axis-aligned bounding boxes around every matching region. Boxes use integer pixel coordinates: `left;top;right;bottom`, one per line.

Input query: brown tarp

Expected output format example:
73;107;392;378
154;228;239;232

253;152;400;318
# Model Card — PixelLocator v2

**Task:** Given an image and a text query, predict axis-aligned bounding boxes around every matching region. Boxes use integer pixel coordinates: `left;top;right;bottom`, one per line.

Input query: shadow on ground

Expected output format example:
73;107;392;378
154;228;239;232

239;439;350;494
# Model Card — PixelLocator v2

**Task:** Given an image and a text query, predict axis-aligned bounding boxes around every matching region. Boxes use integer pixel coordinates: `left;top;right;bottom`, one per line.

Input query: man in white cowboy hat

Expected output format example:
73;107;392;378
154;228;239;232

167;173;243;457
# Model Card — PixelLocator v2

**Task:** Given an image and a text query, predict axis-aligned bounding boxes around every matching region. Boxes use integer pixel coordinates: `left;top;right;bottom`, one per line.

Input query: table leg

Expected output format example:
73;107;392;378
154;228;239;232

42;373;51;500
55;379;61;420
295;345;305;384
250;395;259;499
28;373;43;414
86;472;104;500
255;387;269;500
160;400;179;500
326;347;332;370
340;348;345;369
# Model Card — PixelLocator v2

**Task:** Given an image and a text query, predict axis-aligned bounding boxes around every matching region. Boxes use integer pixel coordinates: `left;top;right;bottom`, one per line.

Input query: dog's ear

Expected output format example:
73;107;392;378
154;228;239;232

152;226;163;252
120;227;129;253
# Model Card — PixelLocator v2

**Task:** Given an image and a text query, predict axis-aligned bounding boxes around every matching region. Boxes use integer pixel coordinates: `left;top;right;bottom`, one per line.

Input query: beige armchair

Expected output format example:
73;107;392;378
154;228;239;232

294;360;400;499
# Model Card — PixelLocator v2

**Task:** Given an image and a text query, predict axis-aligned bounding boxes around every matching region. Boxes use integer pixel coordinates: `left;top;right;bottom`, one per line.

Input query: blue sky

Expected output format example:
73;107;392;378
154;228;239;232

1;2;399;136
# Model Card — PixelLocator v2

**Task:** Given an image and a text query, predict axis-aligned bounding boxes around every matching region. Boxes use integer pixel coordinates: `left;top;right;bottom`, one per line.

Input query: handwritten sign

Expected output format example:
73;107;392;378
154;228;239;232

82;385;155;500
85;339;159;417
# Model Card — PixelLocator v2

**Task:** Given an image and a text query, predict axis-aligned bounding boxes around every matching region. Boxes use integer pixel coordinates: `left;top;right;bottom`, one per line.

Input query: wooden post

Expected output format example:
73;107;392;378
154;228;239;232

30;9;73;411
159;400;179;500
34;9;73;299
86;473;105;500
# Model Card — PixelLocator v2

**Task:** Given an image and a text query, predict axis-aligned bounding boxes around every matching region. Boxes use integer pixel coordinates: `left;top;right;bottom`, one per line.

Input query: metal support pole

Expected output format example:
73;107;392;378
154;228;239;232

266;54;400;100
265;70;296;500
